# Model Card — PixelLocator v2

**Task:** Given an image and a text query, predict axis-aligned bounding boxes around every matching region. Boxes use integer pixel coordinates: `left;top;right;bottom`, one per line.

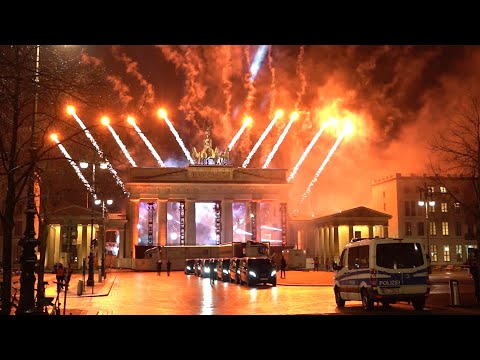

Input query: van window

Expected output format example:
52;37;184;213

357;245;369;269
339;249;347;267
348;247;359;270
376;243;424;269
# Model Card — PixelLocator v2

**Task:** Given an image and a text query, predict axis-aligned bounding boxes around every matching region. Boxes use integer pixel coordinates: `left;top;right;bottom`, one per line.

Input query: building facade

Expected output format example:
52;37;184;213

289;206;391;268
120;165;290;268
371;173;478;265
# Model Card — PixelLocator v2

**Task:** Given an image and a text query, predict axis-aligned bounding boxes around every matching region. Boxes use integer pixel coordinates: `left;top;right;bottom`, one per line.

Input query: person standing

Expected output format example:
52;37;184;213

157;259;162;276
166;259;172;276
280;256;287;279
209;259;216;285
314;257;320;272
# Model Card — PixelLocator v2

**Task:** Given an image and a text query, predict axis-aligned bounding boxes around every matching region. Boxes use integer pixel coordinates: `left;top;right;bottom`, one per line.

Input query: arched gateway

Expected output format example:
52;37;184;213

119;128;290;270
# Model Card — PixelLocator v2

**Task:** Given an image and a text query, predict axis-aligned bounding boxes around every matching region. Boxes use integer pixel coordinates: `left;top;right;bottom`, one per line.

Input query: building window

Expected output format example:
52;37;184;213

428;186;435;194
467;224;474;238
404;201;410;216
440;186;447;193
428;203;435;213
410;201;416;216
383;203;386;211
441;203;448;213
455;245;463;262
444;245;451;262
430;244;438;262
354;230;362;238
417;222;425;236
455;222;462;236
382;191;385;199
429;222;437;236
405;222;412;236
442;222;449;236
454;202;460;214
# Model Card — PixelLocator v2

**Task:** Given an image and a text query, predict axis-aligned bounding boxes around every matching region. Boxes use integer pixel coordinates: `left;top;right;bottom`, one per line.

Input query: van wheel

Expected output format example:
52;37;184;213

334;287;345;307
381;301;391;308
271;280;277;287
412;298;425;311
361;289;374;311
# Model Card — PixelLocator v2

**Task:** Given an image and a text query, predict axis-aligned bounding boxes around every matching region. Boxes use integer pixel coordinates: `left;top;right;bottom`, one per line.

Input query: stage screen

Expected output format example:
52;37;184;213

138;201;158;246
233;202;251;243
259;201;282;244
167;202;181;246
195;202;217;245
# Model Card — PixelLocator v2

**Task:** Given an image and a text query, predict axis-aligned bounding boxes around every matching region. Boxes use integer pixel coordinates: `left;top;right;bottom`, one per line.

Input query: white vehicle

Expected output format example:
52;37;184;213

333;237;430;311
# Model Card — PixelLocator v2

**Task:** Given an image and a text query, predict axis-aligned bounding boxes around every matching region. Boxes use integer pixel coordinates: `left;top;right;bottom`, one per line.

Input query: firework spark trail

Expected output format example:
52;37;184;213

268;46;276;118
129;118;165;167
244;46;256;115
299;130;347;205
159;112;195;164
222;46;233;127
242;111;282;168
69;111;127;194
294;46;306;110
181;47;199;123
112;46;155;105
287;122;329;182
103;118;137;167
228;118;252;151
250;45;269;81
262;113;298;169
51;135;96;198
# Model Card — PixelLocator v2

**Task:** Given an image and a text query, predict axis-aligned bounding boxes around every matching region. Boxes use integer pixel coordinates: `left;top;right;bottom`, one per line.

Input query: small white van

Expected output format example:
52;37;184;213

333;237;430;311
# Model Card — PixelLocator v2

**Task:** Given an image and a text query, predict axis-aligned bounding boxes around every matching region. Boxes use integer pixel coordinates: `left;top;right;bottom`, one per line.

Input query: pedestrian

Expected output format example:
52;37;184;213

314;257;320;272
166;259;172;276
157;259;162;276
55;263;66;292
468;249;479;302
209;259;216;285
280;256;287;279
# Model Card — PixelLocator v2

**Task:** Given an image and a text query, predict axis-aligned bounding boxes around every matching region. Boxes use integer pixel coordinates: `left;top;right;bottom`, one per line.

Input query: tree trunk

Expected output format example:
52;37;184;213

1;179;16;315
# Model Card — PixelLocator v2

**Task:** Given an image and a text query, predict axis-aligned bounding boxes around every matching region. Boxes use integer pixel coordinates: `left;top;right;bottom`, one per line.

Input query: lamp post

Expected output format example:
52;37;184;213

94;198;113;280
418;183;435;269
17;45;40;314
80;160;108;286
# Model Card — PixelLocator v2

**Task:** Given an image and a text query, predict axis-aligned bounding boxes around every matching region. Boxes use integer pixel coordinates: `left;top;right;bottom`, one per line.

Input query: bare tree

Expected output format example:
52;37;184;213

429;96;480;296
0;45;116;314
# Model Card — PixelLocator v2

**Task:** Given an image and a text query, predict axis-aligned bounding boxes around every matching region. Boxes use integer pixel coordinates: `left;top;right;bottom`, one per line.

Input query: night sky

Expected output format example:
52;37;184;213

61;45;480;217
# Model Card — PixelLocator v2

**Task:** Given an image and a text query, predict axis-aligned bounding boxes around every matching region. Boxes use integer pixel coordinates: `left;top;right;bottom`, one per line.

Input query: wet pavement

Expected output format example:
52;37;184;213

28;268;479;315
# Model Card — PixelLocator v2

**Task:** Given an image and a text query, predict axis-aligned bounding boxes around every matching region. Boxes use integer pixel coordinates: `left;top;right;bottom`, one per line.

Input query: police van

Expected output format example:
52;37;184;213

333;237;430;311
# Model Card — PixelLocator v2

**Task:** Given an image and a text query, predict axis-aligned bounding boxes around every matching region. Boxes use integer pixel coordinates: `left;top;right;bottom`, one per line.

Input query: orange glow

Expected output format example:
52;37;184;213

101;116;110;126
290;112;299;121
50;133;59;142
343;119;355;136
158;108;167;118
66;105;76;115
275;109;284;118
127;116;136;125
243;116;253;126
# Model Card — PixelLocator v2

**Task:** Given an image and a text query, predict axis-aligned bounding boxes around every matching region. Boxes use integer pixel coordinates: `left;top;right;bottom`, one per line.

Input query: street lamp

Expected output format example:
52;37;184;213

418;183;435;270
94;198;113;279
79;159;108;286
17;45;41;314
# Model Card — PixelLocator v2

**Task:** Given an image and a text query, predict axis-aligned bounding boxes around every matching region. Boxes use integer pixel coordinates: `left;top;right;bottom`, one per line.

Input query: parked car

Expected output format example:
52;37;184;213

239;257;277;287
184;259;196;275
216;258;231;281
229;257;241;284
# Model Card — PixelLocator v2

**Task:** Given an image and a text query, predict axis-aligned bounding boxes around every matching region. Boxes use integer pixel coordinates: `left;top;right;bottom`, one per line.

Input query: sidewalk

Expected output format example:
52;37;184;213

277;270;333;286
40;271;116;315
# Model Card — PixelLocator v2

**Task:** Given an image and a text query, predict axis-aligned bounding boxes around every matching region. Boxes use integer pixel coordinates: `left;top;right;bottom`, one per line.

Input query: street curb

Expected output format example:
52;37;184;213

77;276;116;297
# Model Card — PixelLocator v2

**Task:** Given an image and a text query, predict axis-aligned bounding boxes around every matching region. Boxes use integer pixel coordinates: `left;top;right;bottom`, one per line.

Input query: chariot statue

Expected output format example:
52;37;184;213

191;126;230;165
